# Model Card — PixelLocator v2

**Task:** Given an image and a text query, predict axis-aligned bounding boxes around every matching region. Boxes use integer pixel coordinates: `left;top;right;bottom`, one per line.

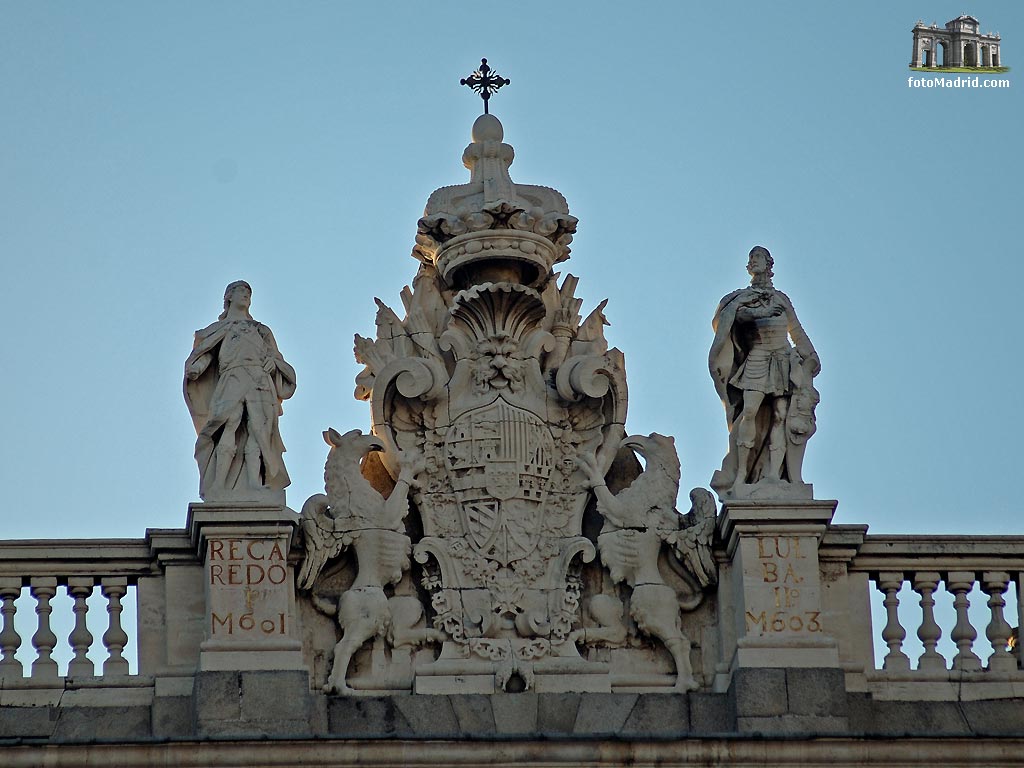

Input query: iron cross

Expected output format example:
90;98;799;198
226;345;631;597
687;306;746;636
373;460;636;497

460;58;510;114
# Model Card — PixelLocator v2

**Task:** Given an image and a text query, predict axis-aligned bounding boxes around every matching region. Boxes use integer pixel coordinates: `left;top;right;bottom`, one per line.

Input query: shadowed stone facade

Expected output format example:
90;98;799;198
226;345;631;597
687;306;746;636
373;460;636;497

8;674;1024;742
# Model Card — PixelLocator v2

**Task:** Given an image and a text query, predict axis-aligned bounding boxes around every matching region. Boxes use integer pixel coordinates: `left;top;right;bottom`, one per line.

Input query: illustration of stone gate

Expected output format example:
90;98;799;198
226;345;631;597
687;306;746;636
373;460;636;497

911;15;1003;69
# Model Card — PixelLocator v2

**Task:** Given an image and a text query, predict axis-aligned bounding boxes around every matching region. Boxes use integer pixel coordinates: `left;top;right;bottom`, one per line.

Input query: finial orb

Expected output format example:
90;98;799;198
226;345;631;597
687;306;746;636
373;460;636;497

472;113;504;143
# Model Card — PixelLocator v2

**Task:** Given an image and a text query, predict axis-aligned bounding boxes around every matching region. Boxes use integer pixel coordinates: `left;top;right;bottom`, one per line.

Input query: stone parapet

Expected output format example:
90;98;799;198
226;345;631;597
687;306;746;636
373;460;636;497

6;684;1024;746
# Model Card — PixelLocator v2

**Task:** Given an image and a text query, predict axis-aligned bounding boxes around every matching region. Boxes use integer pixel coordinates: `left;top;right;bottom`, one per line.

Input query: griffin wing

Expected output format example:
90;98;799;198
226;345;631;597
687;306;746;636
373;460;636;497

296;493;352;591
668;488;718;589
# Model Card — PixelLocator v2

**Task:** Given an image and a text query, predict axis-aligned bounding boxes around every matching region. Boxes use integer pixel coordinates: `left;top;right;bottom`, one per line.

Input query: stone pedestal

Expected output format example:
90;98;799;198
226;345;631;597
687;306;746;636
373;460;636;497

187;503;306;672
716;499;848;734
717;499;840;673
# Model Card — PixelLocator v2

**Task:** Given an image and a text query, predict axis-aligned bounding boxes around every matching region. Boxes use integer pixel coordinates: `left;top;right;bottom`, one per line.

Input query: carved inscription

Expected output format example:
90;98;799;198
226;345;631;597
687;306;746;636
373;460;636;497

206;535;291;640
209;539;288;588
743;535;823;636
211;611;287;636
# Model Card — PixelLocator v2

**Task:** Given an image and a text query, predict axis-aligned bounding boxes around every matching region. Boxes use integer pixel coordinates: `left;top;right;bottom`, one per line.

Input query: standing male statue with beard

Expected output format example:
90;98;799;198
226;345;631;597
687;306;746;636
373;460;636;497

709;246;820;499
185;281;296;502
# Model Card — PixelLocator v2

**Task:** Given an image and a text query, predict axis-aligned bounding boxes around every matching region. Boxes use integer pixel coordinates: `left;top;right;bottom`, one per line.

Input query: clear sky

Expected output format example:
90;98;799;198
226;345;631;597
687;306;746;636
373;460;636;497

1;1;1020;548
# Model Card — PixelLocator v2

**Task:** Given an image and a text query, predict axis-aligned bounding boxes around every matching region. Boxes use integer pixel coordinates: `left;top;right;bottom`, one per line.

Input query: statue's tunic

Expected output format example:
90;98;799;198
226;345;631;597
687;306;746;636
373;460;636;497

730;302;793;397
208;320;280;415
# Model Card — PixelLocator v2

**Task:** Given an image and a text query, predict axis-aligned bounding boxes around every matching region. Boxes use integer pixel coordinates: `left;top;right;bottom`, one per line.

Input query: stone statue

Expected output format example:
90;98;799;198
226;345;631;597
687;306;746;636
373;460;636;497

184;281;296;501
297;429;443;695
578;434;718;692
709;247;820;499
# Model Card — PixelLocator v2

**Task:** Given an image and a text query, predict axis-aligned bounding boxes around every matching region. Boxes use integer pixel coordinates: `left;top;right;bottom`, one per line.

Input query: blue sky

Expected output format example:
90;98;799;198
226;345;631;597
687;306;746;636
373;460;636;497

1;1;1020;548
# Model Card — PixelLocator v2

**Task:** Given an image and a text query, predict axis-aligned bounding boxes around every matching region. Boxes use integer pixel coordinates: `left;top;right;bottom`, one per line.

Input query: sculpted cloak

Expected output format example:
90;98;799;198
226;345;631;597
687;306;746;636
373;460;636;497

184;318;296;498
709;287;816;492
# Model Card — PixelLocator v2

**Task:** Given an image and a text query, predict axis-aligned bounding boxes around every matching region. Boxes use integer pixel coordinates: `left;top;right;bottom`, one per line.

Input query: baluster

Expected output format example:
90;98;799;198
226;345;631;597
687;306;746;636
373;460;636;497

29;577;59;679
947;571;982;671
1016;572;1024;670
0;578;23;678
67;577;95;678
912;571;945;671
982;571;1015;672
877;572;910;671
101;577;130;676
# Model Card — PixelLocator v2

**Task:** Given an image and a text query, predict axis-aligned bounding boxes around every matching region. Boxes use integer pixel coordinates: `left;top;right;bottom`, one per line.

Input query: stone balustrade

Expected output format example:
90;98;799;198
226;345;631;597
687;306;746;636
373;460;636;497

1;528;1020;695
843;535;1024;693
0;532;195;686
1;524;1024;745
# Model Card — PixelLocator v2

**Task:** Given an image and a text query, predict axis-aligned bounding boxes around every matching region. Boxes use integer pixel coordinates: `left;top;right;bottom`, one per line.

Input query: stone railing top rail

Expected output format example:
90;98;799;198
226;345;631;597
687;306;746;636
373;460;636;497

3;529;1022;579
0;529;195;581
849;534;1024;574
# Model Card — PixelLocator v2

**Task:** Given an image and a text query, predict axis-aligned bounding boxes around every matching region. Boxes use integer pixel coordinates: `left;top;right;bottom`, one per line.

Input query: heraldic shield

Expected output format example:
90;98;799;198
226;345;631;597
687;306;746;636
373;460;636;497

445;398;554;565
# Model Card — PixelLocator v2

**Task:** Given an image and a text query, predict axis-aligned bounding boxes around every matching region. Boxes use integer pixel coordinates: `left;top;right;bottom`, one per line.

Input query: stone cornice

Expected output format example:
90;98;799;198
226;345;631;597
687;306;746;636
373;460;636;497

4;736;1024;767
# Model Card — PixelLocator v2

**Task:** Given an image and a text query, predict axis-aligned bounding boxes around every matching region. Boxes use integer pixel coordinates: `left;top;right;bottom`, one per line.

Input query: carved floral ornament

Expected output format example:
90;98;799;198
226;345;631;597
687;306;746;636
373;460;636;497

297;110;718;695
